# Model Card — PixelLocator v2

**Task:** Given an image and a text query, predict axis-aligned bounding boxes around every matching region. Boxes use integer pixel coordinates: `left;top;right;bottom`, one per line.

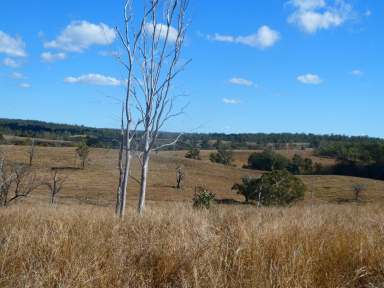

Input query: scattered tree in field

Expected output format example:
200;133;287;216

45;169;66;205
287;154;313;175
254;170;306;206
28;138;36;166
210;145;233;166
76;141;90;169
352;184;366;202
193;186;215;209
247;149;289;171
185;147;201;160
232;176;259;203
176;165;185;190
115;0;190;215
0;133;4;143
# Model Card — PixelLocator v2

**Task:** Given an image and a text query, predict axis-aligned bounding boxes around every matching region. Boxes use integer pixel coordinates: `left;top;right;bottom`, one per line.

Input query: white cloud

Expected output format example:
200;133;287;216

45;21;116;52
0;31;27;57
11;72;25;79
290;0;326;11
364;9;372;17
41;52;67;63
208;26;280;49
229;77;254;87
19;83;31;89
3;57;21;68
351;69;363;76
297;73;322;84
144;23;179;42
98;50;121;57
288;0;353;34
222;98;241;105
64;73;121;86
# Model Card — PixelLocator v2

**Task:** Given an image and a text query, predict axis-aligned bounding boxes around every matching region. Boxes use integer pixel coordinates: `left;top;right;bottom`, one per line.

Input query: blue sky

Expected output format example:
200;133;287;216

0;0;383;137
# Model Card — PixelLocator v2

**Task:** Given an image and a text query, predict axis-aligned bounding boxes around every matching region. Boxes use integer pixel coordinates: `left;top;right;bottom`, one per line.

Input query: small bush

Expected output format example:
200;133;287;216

185;147;201;160
256;170;306;206
193;186;215;209
209;145;233;166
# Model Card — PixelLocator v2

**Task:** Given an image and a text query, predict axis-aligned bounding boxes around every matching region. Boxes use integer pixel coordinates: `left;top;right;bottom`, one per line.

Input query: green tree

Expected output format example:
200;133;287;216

247;150;289;171
255;170;306;206
232;177;259;203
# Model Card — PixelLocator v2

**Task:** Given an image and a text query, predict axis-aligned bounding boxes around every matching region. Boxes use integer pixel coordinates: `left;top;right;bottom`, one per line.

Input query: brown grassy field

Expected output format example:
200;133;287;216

0;145;383;206
1;145;384;287
2;203;384;287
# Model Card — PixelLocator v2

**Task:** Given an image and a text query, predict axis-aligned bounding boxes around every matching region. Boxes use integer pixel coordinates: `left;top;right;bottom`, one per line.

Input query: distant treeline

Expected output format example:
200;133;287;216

0;118;383;151
315;142;384;180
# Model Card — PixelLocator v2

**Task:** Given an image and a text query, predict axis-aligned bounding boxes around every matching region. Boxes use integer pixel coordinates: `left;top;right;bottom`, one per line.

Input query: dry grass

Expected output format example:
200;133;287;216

2;145;384;287
1;203;384;287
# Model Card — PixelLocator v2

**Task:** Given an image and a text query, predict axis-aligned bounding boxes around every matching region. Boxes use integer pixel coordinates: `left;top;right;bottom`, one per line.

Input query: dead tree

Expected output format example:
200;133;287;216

176;165;184;190
114;0;143;218
122;0;189;215
45;169;65;205
0;161;41;207
28;138;35;166
352;184;366;202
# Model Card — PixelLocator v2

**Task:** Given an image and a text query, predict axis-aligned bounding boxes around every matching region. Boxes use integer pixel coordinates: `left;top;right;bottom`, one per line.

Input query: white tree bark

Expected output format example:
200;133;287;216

115;0;189;215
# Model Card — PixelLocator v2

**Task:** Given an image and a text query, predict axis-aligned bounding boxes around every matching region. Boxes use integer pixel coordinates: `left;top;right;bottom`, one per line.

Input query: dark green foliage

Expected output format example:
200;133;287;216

247;150;290;171
192;186;215;209
2;118;383;150
185;147;201;160
209;145;233;166
317;142;384;180
255;170;306;206
287;154;313;175
232;177;259;203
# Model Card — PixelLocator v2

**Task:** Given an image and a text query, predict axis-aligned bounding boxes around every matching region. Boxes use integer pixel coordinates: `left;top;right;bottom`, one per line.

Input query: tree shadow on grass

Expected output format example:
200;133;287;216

215;198;253;206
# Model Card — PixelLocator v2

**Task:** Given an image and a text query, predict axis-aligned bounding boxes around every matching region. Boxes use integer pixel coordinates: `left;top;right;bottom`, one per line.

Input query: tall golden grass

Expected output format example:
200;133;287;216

1;203;384;287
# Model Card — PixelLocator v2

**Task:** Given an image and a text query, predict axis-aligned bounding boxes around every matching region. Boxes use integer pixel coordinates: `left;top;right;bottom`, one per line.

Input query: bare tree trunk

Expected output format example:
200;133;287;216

138;128;150;214
29;138;35;166
138;151;150;215
117;133;132;218
50;178;56;205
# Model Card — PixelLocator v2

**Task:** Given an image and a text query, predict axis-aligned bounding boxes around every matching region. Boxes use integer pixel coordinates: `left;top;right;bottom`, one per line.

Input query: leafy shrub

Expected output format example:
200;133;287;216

247;150;289;171
210;145;233;166
232;177;259;203
256;170;306;206
287;154;313;174
185;147;201;160
193;186;216;209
